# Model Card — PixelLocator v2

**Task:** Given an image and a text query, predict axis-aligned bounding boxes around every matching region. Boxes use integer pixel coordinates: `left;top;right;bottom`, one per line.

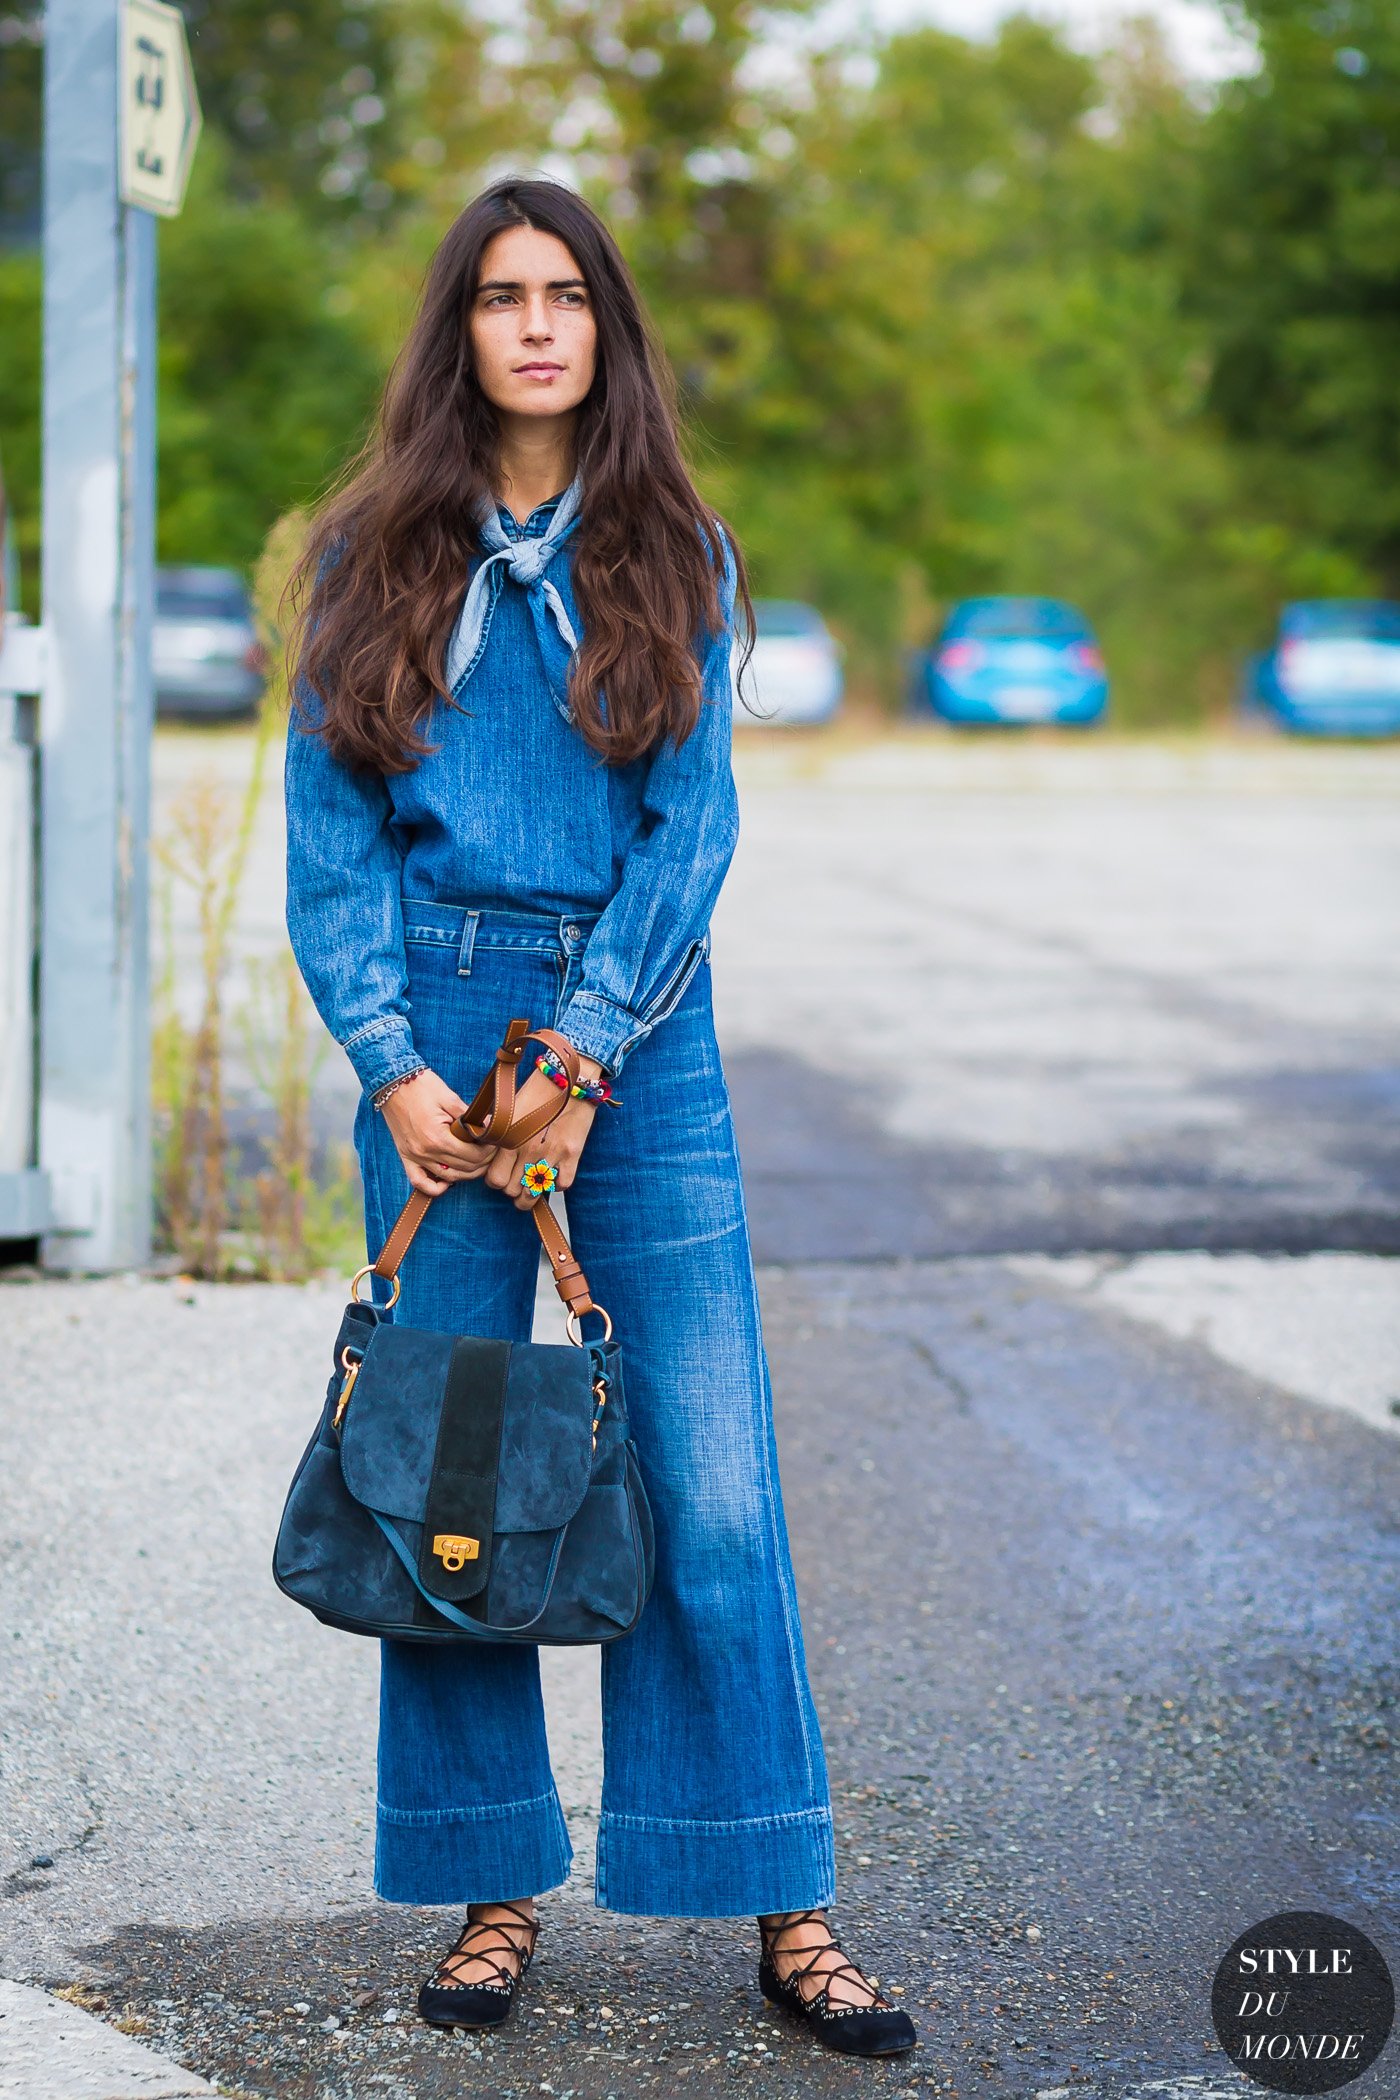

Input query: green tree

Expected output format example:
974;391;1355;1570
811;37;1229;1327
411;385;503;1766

179;0;522;225
0;245;40;603
0;2;41;243
671;16;1261;716
1190;0;1400;585
156;140;384;566
671;12;1359;719
180;0;410;221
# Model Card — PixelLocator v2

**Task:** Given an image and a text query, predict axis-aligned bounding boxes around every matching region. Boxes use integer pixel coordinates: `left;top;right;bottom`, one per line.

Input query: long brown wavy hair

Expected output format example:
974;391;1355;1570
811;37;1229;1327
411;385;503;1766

287;178;754;773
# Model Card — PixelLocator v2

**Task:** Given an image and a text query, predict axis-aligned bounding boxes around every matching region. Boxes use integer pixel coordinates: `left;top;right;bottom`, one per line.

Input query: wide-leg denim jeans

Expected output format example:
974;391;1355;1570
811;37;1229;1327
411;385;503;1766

355;901;836;1917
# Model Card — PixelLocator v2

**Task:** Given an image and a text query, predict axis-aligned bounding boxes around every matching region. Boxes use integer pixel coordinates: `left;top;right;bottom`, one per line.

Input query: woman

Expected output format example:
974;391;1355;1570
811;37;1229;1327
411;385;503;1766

283;176;915;2061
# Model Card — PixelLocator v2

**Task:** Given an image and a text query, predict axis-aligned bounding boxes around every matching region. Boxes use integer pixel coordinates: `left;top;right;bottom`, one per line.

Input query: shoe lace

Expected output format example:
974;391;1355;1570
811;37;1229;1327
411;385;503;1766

432;1900;539;1992
760;1909;891;2011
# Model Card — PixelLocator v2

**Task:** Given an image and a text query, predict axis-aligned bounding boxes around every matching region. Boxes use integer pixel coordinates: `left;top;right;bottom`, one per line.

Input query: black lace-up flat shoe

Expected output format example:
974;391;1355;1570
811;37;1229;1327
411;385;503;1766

759;1910;917;2057
417;1900;539;2031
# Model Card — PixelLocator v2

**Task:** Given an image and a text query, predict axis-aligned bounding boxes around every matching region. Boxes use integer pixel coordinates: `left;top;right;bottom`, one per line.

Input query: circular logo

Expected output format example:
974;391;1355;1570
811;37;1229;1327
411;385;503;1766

1211;1910;1394;2092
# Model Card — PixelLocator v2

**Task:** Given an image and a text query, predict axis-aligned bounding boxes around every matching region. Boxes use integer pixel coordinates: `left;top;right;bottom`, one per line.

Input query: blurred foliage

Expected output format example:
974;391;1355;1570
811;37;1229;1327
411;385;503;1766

179;0;519;223
0;0;1396;721
155;137;384;566
0;244;39;605
1190;0;1400;582
251;503;312;713
178;0;410;219
153;758;361;1280
693;14;1377;718
0;3;41;243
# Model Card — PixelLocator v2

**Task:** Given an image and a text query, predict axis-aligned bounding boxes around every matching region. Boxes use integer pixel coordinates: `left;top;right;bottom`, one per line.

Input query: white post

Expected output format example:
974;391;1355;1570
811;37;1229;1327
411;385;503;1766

38;0;156;1269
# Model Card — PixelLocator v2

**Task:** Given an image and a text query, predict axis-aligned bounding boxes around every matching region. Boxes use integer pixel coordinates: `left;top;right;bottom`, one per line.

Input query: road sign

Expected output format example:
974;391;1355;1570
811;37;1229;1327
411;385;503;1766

119;0;201;218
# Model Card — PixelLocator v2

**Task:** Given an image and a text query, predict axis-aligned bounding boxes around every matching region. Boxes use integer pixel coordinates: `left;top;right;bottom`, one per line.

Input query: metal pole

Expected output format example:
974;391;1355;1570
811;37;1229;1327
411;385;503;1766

39;0;155;1270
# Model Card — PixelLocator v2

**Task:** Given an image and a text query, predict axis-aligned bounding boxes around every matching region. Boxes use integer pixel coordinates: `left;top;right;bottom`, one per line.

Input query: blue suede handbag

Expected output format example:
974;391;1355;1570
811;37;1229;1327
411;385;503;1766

273;1021;655;1645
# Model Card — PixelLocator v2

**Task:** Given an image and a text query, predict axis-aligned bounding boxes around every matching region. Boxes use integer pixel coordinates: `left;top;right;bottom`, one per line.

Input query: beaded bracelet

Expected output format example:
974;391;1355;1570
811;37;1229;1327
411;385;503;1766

371;1067;426;1112
534;1048;621;1106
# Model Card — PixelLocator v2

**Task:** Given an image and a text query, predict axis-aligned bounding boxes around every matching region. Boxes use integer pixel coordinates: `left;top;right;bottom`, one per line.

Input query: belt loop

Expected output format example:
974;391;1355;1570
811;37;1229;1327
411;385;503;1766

457;909;481;977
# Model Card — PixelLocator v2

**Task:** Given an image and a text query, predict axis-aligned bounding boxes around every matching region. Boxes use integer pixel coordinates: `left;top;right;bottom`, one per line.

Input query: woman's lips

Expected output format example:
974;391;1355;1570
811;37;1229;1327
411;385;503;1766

515;364;562;377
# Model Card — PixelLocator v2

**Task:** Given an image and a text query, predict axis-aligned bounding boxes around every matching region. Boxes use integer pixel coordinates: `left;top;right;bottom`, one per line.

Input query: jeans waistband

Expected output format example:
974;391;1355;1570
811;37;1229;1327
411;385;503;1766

400;898;602;960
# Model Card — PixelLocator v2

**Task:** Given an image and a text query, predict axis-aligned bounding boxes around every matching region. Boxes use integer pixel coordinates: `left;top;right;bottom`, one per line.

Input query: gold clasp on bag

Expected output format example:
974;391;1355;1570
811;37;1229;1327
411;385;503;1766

433;1534;480;1572
332;1346;363;1430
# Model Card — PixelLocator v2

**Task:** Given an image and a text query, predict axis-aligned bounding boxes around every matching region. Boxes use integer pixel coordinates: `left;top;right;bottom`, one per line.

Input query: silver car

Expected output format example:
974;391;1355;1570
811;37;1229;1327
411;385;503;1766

154;566;264;719
732;599;844;727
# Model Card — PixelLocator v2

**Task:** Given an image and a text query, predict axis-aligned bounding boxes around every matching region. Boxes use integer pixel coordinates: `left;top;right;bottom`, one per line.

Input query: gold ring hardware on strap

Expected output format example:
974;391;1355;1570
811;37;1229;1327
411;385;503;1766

566;1305;613;1346
333;1345;364;1429
350;1264;401;1309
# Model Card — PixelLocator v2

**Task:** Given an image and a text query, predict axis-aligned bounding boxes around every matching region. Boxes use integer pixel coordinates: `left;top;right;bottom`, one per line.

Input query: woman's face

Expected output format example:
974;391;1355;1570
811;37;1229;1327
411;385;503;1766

469;225;597;423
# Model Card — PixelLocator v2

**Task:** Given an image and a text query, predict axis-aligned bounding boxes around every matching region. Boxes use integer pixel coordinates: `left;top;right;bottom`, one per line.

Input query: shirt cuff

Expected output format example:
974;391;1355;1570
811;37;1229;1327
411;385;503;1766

340;1015;424;1097
553;991;644;1076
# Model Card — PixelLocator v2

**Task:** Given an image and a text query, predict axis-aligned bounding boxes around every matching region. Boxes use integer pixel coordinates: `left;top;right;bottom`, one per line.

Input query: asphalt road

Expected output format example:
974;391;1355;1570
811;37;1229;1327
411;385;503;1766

3;1261;1395;2099
2;726;1395;2100
708;737;1400;1261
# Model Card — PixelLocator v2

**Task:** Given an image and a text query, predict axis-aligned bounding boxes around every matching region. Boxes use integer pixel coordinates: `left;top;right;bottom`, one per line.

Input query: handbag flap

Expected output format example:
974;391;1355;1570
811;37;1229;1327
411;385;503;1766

338;1324;595;1537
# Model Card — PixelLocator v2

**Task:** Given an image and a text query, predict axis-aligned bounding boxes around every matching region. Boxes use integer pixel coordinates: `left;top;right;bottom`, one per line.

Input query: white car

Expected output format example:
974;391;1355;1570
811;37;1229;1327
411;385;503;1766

154;566;265;719
732;599;843;727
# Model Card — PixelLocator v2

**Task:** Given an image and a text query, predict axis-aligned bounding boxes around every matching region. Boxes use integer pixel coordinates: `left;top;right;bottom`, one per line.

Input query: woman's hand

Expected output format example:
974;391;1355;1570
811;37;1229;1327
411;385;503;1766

380;1068;497;1197
484;1050;607;1212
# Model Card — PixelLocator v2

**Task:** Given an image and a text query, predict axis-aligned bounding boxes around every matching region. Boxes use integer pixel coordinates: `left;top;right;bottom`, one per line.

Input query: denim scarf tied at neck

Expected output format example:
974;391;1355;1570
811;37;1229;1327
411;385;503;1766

444;471;585;720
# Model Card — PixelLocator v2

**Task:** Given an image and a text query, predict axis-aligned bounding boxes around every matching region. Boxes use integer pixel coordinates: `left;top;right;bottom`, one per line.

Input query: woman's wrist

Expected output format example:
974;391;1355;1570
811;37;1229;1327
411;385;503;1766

536;1043;618;1106
372;1066;427;1112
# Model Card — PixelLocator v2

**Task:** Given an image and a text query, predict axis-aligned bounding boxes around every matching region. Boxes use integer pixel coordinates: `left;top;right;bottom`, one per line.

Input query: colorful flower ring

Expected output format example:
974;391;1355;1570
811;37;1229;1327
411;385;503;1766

520;1157;559;1199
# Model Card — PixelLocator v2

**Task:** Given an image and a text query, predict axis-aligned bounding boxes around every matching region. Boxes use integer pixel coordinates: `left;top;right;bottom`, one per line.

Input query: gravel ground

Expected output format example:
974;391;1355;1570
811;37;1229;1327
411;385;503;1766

3;1260;1396;2099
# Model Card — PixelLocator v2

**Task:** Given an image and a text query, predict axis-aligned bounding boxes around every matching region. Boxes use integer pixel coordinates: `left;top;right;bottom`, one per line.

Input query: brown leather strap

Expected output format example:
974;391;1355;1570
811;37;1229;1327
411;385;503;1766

530;1194;595;1315
370;1019;598;1316
372;1190;436;1284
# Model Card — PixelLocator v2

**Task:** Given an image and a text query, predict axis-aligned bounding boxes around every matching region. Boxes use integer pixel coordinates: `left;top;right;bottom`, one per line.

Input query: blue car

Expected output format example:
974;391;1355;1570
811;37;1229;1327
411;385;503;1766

1248;601;1400;738
912;597;1109;726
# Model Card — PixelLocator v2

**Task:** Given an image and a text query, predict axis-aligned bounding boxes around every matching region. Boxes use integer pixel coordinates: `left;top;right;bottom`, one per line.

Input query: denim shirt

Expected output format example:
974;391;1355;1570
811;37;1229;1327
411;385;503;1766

283;496;740;1090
